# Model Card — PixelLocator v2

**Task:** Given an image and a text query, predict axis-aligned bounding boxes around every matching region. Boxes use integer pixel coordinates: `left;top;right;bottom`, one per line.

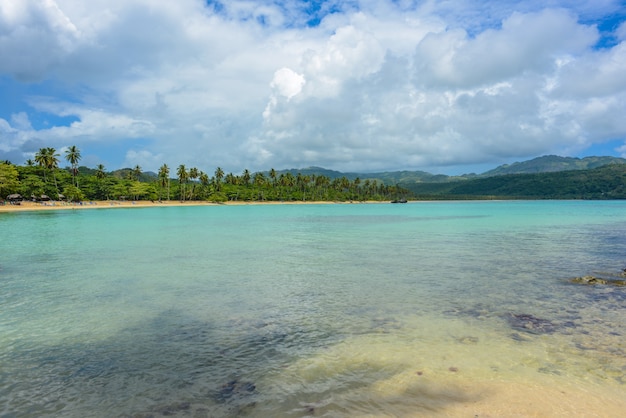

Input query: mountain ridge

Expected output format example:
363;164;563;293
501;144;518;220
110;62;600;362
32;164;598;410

271;155;626;185
480;155;626;176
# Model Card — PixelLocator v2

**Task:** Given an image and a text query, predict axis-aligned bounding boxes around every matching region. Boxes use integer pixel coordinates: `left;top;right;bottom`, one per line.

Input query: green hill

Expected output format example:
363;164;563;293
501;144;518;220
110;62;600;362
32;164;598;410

402;164;626;199
271;167;451;184
273;155;626;186
481;155;626;176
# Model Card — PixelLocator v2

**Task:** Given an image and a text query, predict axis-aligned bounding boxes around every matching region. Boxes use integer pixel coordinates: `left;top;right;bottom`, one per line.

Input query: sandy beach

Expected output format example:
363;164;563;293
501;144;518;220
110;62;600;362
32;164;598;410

0;199;371;213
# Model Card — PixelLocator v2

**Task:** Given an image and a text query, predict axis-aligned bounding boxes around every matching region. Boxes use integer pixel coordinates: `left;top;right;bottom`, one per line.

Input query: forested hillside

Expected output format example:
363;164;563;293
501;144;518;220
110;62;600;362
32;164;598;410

481;155;626;176
402;164;626;199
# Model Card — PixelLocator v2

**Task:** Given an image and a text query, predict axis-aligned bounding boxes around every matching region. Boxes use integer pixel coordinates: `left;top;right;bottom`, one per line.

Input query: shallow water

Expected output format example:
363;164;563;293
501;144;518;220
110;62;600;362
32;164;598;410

1;201;625;417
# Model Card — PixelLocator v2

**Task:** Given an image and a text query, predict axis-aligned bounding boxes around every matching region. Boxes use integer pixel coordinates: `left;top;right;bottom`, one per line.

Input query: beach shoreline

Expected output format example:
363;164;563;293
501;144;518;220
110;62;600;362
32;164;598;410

0;199;379;213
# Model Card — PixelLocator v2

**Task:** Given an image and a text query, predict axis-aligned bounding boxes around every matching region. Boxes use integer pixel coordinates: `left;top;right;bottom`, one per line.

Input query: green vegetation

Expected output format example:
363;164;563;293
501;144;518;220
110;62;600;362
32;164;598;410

0;146;407;203
402;164;626;199
481;155;626;176
2;147;626;203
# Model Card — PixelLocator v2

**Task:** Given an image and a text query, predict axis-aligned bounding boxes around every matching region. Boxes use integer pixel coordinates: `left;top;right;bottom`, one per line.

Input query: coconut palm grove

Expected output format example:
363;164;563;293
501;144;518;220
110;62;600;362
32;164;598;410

0;146;408;203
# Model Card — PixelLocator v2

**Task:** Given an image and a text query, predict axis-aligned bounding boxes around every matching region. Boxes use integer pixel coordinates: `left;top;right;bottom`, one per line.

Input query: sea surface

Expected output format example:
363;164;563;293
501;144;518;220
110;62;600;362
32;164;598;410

1;201;625;417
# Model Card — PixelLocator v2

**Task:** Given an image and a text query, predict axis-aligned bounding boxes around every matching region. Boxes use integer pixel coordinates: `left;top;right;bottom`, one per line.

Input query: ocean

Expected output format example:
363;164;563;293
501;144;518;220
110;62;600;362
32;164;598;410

1;201;625;417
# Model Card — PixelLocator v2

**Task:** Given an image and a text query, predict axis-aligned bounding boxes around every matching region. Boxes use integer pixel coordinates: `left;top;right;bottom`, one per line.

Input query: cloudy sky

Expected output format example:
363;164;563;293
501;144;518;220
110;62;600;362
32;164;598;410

1;0;625;175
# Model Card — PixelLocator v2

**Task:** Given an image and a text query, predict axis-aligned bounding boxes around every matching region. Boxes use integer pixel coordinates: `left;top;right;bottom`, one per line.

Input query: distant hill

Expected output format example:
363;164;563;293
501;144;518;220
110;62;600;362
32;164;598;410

481;155;626;176
109;168;157;182
104;154;625;189
272;156;626;186
402;164;626;199
271;167;466;185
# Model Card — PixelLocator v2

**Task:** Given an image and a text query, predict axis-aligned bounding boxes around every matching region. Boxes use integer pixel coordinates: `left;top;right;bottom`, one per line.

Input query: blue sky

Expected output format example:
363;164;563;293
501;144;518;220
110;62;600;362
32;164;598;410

1;0;626;175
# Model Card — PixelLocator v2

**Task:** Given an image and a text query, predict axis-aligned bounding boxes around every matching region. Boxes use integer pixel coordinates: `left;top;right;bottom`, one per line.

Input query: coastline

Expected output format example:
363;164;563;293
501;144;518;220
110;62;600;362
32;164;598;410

0;199;378;213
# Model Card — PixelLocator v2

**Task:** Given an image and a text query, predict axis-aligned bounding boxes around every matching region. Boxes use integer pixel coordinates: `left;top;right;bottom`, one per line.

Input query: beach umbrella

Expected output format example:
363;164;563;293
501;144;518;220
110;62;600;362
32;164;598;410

58;194;65;200
7;193;23;201
40;194;50;201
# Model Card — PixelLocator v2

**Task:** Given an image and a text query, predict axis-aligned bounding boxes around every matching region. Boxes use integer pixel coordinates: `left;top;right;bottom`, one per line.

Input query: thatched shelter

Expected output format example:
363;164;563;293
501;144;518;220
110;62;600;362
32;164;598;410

39;194;50;201
7;193;23;202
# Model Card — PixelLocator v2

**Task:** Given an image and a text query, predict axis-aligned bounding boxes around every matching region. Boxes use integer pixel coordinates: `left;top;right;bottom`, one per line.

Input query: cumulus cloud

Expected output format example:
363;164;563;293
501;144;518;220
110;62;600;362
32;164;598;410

271;68;306;100
414;9;597;88
300;23;386;97
0;0;80;80
1;0;625;173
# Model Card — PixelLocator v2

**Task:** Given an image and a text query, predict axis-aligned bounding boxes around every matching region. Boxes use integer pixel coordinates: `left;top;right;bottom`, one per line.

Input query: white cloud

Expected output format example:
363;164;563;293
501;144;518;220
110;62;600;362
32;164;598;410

414;9;597;88
552;42;626;98
271;68;306;100
301;22;387;98
10;112;33;131
1;0;625;173
0;0;80;80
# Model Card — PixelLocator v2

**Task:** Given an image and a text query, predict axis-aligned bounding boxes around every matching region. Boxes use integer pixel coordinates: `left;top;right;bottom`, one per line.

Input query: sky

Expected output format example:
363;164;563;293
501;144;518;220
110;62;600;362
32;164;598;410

1;0;626;175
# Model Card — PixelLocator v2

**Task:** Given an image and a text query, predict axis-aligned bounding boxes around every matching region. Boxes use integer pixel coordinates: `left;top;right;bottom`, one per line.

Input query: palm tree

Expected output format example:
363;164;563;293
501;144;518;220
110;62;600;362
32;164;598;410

317;175;331;200
269;168;277;188
93;163;107;199
177;164;188;201
242;169;251;186
296;173;309;201
253;172;266;187
95;164;106;180
34;149;48;183
133;165;142;181
64;145;81;187
214;167;224;191
353;177;361;200
188;167;199;200
199;171;210;196
158;164;170;200
35;147;60;192
225;172;237;185
253;172;267;201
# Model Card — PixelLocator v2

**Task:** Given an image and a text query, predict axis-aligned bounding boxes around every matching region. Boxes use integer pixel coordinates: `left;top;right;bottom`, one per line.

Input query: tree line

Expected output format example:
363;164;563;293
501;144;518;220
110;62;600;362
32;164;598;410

0;146;409;203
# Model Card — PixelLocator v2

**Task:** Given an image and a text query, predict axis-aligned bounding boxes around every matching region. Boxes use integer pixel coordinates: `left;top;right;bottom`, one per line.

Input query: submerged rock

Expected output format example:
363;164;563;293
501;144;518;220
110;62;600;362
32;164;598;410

457;336;479;345
570;275;626;286
215;379;257;403
509;332;533;342
506;313;557;334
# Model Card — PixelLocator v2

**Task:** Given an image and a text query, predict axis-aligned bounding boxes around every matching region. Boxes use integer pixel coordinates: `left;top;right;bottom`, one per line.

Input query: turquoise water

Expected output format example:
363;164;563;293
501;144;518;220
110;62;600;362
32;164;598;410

1;201;625;417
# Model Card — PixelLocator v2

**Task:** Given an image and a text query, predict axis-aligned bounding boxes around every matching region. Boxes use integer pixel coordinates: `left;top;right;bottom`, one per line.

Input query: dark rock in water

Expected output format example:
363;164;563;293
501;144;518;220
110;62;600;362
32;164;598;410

215;379;257;403
510;332;533;342
570;276;626;286
506;313;556;334
538;366;562;376
371;317;401;333
457;336;479;345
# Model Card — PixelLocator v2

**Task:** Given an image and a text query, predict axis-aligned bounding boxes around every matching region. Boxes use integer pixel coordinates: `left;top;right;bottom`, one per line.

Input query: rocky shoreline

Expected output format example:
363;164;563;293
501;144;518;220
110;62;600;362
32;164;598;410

570;268;626;286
